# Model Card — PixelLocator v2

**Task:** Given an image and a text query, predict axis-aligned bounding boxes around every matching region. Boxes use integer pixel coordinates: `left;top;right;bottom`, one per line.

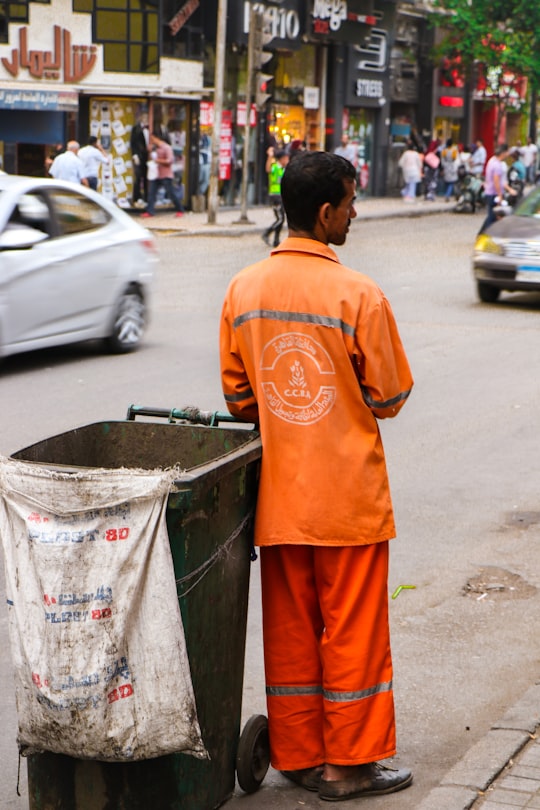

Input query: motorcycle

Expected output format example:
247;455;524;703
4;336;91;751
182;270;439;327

454;164;484;213
493;167;525;219
507;165;525;205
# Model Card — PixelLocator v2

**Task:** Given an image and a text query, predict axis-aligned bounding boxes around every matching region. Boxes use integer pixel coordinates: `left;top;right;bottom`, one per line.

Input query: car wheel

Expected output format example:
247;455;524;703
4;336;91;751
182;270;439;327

106;287;146;353
477;281;500;304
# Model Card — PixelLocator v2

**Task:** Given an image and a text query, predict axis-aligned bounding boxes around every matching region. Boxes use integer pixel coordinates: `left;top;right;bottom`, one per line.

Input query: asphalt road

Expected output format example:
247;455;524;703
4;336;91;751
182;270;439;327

1;211;540;809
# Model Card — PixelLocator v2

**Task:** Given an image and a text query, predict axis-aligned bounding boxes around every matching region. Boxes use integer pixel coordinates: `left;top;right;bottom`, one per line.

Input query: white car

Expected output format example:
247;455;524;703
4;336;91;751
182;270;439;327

0;176;157;359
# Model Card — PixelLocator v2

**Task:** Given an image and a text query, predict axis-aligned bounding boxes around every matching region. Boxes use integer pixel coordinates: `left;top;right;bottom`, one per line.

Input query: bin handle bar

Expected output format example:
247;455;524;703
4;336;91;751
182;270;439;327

126;404;243;426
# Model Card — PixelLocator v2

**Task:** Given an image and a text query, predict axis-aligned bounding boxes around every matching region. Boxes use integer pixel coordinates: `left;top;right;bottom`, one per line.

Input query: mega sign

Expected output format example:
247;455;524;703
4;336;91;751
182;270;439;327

309;0;376;41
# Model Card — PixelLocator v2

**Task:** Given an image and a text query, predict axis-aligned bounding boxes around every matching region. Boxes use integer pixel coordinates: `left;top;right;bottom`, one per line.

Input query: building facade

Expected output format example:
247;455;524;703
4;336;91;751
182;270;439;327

0;0;205;205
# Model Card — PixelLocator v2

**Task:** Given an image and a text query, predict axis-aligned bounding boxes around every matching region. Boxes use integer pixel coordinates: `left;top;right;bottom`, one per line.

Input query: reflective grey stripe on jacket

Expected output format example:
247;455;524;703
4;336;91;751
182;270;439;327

224;388;254;403
266;680;393;702
233;308;356;338
361;386;411;410
230;307;411;410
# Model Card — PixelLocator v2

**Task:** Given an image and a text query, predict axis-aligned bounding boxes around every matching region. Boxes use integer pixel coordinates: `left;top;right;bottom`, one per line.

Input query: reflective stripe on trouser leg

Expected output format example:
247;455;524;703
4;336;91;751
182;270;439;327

318;542;395;765
261;545;325;770
260;543;395;770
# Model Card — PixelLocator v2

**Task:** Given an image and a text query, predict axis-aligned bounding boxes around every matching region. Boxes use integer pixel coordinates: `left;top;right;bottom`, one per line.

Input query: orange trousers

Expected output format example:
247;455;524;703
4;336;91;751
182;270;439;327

260;542;396;770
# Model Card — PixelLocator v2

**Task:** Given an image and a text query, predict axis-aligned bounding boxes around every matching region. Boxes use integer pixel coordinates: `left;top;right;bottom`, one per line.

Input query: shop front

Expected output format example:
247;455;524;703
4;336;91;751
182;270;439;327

307;0;394;197
269;44;321;151
0;89;78;176
77;95;193;207
0;0;203;206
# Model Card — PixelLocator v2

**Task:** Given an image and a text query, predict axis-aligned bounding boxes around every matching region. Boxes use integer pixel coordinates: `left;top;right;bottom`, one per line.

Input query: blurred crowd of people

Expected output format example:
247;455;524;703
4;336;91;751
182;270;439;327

397;129;538;207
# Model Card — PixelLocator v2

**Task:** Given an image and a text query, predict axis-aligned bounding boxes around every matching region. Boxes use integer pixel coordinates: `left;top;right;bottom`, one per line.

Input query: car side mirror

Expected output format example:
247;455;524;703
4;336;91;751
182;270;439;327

0;225;48;250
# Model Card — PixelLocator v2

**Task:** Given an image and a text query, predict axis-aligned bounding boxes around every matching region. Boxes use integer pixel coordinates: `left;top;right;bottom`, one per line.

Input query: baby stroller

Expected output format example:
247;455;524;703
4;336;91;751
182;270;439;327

454;165;484;213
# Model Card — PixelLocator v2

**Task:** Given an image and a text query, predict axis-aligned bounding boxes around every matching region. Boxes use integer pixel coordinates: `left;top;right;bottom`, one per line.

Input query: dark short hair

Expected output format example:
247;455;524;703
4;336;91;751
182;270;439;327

281;151;356;232
495;142;509;155
88;136;98;146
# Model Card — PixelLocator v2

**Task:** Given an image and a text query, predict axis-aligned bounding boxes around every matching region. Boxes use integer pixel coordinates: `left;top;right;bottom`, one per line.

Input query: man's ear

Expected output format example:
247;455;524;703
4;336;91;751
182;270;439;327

318;201;332;229
311;201;332;244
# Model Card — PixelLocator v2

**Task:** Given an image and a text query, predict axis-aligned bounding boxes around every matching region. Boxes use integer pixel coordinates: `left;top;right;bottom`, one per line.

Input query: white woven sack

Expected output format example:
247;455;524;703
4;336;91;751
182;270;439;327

0;457;208;763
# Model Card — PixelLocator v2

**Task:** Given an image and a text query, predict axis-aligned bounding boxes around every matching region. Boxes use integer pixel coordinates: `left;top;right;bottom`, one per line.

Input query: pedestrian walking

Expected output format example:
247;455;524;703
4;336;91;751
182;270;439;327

398;140;422;201
78;136;109;191
48;141;88;186
220;150;414;802
262;147;289;247
479;143;512;233
440;138;459;201
141;133;184;218
334;133;357;166
521;136;538;184
469;138;487;178
423;147;440;201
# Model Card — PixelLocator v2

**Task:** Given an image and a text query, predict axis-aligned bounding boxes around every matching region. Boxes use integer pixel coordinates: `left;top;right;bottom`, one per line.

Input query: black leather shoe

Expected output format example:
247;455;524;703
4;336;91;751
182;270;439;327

319;762;413;801
281;766;324;791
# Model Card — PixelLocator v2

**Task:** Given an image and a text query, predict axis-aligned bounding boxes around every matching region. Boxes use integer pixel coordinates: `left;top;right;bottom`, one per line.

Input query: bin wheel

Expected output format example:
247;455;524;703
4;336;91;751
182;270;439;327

236;714;270;793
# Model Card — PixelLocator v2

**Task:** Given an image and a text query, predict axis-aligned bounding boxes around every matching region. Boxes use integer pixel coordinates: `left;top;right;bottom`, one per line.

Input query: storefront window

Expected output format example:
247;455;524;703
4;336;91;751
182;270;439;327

344;108;374;197
72;0;159;73
153;101;190;193
273;47;316;107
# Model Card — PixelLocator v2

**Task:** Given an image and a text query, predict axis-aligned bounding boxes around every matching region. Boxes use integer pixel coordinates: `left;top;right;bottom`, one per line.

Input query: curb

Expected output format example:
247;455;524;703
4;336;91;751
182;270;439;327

130;199;453;237
416;683;540;810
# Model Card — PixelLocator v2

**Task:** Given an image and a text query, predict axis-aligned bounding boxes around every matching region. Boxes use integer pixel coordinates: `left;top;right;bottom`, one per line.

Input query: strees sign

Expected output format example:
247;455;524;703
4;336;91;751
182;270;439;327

1;25;97;83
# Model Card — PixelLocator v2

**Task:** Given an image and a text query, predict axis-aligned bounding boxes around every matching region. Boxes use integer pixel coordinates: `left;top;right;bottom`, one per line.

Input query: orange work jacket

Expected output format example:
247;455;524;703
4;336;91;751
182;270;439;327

220;237;413;548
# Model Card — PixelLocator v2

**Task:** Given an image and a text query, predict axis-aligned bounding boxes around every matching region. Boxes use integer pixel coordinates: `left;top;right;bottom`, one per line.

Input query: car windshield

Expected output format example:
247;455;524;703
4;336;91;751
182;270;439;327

514;190;540;218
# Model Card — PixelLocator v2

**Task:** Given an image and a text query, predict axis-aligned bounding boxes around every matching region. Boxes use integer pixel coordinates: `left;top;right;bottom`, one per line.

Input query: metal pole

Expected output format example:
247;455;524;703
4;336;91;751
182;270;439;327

318;45;328;150
237;5;257;224
207;0;227;225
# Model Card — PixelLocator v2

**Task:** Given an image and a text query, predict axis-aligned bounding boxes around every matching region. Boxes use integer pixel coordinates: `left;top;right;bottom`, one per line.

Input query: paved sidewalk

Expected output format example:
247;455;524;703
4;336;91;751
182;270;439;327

414;683;540;809
131;192;540;810
127;194;453;235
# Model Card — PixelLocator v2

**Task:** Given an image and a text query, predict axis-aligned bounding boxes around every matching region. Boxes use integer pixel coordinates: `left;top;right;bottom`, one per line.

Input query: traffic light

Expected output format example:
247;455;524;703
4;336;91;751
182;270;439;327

255;72;273;109
252;9;273;70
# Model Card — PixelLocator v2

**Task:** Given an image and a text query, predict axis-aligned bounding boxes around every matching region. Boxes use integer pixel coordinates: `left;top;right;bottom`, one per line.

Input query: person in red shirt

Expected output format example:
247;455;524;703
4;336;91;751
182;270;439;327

220;151;413;801
141;133;184;218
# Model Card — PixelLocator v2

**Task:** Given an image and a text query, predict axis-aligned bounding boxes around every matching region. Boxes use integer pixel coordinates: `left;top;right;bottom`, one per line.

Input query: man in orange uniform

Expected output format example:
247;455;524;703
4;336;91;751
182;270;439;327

219;151;413;801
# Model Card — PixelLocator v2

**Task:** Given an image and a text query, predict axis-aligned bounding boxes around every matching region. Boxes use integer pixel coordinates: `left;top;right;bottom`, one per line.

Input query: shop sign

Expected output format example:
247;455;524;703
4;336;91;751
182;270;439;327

245;1;301;42
201;100;257;129
237;101;257;127
200;100;214;127
226;0;303;48
304;86;320;109
219;111;233;181
308;0;375;43
434;83;465;119
1;25;97;83
344;1;395;108
168;0;200;36
355;78;383;99
0;88;79;110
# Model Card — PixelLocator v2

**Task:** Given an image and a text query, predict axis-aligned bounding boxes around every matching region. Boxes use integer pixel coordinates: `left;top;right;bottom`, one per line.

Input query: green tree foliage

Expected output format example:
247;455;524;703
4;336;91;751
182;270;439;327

431;0;540;138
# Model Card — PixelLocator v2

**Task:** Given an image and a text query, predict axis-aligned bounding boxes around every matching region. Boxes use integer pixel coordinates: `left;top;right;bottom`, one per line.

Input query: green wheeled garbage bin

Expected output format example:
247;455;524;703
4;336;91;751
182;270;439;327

9;406;269;810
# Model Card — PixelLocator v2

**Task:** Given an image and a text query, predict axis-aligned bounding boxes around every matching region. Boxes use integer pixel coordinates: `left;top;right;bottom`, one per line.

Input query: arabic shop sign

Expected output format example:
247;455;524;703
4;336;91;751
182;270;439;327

0;89;79;110
1;25;98;83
